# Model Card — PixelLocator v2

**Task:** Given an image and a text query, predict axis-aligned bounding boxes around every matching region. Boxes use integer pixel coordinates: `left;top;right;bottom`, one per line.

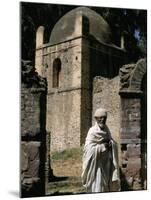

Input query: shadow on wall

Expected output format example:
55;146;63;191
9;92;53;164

39;91;47;195
120;168;132;191
21;181;44;198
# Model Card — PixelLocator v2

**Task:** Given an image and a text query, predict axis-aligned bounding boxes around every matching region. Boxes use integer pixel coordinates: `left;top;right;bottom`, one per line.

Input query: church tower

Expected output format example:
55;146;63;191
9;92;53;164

35;7;126;151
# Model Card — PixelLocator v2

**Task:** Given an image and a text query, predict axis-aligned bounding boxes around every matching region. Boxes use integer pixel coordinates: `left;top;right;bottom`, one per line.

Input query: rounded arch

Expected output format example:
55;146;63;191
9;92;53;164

36;26;45;48
129;59;147;91
52;58;62;88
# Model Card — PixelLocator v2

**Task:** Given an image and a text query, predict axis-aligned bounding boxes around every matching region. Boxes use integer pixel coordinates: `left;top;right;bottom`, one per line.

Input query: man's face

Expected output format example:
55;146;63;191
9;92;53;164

95;116;107;129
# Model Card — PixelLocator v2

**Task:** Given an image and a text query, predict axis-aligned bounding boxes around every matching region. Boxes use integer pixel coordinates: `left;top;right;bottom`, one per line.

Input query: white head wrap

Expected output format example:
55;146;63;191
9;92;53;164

94;108;107;118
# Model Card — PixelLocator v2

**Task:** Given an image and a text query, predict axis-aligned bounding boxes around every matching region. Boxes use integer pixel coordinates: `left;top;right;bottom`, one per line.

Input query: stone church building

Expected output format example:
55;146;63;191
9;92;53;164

21;6;147;197
35;7;127;151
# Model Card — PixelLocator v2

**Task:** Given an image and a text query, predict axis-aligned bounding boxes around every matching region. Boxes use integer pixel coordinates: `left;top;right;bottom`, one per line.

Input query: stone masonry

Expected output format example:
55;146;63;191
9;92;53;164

21;6;147;195
21;60;47;197
92;76;120;142
119;59;147;190
35;7;126;152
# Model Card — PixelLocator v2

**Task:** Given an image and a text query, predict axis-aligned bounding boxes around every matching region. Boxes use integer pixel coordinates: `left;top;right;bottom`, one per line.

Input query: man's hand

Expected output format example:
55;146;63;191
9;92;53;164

109;140;112;147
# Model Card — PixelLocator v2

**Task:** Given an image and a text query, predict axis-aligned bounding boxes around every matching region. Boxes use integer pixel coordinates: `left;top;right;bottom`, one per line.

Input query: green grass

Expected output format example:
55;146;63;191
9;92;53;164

51;146;83;161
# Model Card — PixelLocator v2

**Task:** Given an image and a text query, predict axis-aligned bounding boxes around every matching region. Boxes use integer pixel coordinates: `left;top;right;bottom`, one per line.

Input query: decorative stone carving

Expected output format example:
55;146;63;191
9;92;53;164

119;63;135;90
119;58;146;92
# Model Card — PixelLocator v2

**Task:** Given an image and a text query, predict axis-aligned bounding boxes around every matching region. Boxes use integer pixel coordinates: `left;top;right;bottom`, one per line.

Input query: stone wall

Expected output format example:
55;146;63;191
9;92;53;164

46;38;92;152
119;59;147;190
21;61;47;197
21;86;46;197
46;38;82;152
46;38;82;90
47;90;81;151
92;76;120;142
21;88;41;137
120;98;142;190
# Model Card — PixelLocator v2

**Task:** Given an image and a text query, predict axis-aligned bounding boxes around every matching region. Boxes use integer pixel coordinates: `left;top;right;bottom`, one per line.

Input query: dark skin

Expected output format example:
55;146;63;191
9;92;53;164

95;116;107;129
95;116;112;147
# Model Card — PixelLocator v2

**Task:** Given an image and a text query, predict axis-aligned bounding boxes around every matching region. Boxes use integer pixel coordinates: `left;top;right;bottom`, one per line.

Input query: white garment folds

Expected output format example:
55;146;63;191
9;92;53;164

81;123;120;192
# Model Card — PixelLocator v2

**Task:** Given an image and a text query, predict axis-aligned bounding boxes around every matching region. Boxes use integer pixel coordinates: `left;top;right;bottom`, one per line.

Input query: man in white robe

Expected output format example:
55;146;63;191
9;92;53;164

81;108;120;193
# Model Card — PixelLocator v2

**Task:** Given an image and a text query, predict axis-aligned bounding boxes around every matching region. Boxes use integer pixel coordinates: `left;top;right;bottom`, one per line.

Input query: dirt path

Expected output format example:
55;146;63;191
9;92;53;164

51;158;82;177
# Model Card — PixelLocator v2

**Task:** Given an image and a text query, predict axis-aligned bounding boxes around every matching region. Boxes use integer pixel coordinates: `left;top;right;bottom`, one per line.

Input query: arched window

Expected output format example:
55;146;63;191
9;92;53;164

52;58;61;88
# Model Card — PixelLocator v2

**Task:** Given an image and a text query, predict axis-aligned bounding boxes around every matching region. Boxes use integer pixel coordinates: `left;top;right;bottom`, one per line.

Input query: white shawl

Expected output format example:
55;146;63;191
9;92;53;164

81;123;120;192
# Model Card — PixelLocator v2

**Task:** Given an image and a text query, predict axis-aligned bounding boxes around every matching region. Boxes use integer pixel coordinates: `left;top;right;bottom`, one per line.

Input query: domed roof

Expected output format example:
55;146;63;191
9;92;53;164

49;7;113;45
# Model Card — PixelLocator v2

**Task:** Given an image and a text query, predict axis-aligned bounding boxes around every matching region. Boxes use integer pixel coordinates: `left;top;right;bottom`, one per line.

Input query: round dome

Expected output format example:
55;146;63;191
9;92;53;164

49;7;113;45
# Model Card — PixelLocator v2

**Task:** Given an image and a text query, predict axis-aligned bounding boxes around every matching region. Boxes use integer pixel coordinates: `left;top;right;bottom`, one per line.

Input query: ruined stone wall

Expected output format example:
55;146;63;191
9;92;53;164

21;86;46;197
21;88;41;137
21;61;47;197
92;76;120;142
120;97;142;190
119;59;147;190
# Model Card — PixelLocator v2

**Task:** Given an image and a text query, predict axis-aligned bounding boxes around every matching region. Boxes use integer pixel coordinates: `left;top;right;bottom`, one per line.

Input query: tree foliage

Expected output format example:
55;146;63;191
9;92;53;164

90;6;147;61
21;2;147;63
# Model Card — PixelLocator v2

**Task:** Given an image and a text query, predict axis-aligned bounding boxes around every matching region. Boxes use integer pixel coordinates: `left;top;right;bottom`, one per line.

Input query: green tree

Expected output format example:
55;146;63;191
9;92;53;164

21;3;147;63
90;7;147;61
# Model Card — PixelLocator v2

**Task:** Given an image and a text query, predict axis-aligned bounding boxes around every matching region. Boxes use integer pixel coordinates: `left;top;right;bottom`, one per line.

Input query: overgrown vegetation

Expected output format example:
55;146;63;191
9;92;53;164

51;147;83;161
21;60;47;88
21;2;147;63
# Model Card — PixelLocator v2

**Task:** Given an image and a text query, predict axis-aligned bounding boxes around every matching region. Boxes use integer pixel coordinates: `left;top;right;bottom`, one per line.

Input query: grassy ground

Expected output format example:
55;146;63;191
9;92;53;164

48;146;120;195
51;146;83;177
46;146;86;195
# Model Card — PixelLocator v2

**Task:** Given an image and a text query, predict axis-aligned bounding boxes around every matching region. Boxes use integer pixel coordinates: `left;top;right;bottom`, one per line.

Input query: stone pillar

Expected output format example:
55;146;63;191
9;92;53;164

119;59;147;190
120;95;142;190
80;37;92;144
35;26;45;77
36;26;45;49
21;61;47;197
21;86;46;197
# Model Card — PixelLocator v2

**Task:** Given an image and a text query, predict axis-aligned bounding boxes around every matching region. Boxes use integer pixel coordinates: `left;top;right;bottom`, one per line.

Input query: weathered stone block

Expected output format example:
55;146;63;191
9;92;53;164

126;144;141;158
21;142;41;177
27;160;40;177
126;158;141;176
21;143;29;172
26;142;40;160
21;87;43;138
